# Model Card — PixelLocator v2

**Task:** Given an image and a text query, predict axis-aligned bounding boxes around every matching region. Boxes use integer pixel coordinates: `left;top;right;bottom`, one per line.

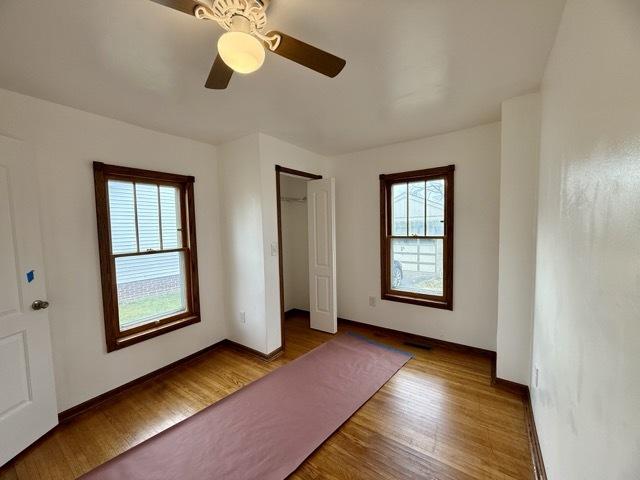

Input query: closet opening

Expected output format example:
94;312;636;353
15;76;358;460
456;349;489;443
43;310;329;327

275;165;322;349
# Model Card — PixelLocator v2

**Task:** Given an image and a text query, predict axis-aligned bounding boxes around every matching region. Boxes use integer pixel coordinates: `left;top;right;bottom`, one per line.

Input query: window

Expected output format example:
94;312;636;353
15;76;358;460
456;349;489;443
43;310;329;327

93;162;200;352
380;165;454;310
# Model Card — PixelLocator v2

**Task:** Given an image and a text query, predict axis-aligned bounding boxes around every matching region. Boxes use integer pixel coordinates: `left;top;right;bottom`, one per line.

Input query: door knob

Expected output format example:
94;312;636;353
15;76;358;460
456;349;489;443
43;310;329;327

31;300;50;311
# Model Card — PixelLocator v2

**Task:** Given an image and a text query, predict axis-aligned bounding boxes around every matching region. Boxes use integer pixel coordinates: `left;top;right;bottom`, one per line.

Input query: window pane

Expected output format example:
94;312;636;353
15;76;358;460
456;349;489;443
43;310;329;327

408;181;426;236
115;252;187;330
391;183;407;236
108;180;137;254
391;238;443;296
426;179;445;236
160;185;182;249
136;183;161;251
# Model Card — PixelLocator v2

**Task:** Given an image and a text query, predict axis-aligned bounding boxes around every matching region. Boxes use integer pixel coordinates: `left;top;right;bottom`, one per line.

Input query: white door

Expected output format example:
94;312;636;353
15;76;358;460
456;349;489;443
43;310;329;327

307;178;337;334
0;135;57;466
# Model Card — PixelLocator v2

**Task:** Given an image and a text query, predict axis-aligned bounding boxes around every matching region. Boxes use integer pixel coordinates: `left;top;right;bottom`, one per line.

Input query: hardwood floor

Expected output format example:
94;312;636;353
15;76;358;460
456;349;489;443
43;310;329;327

0;313;533;479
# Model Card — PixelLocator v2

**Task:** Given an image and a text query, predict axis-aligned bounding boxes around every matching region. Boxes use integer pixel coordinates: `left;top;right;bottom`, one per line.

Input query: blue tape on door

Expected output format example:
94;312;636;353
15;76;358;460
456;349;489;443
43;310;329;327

26;270;35;283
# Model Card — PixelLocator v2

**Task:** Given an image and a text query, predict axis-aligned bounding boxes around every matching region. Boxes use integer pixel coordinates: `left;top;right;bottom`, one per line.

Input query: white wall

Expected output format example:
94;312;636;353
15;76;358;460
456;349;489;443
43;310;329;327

223;126;502;354
0;88;226;411
217;134;267;354
280;175;310;312
496;94;541;385
532;1;640;478
218;133;331;354
257;134;333;353
332;123;501;351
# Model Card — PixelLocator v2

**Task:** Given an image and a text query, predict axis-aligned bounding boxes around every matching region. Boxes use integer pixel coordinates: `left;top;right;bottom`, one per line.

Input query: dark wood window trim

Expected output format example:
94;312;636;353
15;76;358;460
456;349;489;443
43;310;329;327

93;162;201;352
380;165;454;310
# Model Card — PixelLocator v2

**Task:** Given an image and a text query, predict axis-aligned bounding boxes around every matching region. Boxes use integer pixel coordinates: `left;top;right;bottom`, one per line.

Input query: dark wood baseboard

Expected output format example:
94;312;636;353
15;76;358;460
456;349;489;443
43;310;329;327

286;312;495;359
337;317;496;358
55;316;545;480
59;339;227;423
10;344;229;469
338;315;546;479
224;340;284;361
285;308;309;317
58;338;284;424
523;388;547;480
491;376;528;395
490;364;547;480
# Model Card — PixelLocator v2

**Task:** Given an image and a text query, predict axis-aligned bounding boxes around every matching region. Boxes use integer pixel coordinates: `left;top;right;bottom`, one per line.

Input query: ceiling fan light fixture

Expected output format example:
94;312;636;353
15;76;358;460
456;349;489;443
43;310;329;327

217;31;265;74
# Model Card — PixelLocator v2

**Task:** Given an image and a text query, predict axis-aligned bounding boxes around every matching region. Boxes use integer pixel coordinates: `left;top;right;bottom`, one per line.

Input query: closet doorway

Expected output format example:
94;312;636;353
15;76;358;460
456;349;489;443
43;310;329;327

275;165;337;349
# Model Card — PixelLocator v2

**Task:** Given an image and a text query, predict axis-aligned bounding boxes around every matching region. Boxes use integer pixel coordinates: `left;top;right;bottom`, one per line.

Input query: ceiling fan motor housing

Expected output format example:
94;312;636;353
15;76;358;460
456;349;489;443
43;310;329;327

195;0;280;50
229;14;251;34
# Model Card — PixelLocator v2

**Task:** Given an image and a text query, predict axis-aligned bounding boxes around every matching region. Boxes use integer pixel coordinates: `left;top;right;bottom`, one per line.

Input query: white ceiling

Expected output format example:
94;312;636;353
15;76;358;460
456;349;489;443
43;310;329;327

0;0;565;155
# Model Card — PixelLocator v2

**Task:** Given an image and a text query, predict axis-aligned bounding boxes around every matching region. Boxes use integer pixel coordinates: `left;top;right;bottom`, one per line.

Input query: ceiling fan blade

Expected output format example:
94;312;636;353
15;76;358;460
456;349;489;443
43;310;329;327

267;31;346;78
148;0;201;16
205;54;234;89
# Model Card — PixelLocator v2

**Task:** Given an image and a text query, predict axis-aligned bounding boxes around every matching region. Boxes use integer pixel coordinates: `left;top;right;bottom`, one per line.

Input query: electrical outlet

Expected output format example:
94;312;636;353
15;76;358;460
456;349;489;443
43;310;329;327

534;367;540;388
239;311;246;324
369;296;376;307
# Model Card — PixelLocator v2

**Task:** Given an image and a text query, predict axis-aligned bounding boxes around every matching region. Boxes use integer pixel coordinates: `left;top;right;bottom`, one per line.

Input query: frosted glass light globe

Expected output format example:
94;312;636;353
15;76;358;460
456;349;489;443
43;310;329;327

218;31;265;74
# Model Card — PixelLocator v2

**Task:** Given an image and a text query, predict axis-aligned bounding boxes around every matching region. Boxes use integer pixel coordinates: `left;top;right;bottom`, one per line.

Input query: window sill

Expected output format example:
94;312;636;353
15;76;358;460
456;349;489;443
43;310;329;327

381;293;452;311
109;314;200;352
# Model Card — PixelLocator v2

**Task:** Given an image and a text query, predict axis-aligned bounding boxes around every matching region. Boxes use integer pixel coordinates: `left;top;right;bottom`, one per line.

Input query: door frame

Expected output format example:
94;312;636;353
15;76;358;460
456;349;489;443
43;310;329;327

275;165;322;350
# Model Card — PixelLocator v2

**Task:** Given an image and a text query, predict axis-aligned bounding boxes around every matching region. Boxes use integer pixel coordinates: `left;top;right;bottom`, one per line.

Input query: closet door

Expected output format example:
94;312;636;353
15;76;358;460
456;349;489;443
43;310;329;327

307;178;337;334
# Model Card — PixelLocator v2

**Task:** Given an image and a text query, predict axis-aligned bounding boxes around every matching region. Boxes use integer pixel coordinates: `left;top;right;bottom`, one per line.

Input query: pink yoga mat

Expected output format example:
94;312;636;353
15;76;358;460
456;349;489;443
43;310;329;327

81;333;412;480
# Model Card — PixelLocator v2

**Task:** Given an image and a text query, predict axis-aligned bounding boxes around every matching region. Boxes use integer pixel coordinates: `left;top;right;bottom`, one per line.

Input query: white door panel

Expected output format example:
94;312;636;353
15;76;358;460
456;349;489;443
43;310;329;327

307;178;336;334
0;135;57;466
0;166;21;317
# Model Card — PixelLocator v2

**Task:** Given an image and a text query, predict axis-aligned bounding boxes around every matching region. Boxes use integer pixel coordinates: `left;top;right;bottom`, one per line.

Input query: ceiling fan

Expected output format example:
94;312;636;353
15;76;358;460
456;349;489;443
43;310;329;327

150;0;346;89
